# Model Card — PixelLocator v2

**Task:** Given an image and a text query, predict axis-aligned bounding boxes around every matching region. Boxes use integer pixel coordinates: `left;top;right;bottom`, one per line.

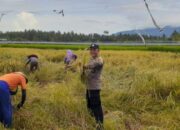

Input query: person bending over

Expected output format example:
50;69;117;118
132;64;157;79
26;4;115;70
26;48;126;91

26;54;39;72
0;72;28;127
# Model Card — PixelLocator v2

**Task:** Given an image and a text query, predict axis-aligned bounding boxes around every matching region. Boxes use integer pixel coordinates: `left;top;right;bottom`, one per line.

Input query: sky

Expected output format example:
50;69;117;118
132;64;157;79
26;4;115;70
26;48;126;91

0;0;180;34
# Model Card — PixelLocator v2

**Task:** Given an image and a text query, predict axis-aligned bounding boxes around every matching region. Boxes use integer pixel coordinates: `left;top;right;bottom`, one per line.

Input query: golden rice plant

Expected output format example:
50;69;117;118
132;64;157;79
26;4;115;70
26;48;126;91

0;48;179;130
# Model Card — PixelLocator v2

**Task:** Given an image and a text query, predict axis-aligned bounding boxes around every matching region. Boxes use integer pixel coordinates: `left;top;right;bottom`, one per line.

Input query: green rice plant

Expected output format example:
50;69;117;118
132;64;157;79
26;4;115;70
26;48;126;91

1;43;180;52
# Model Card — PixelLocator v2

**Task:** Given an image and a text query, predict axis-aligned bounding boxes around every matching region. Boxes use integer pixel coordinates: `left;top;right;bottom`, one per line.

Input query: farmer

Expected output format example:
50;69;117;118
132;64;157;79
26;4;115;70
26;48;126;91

65;54;79;72
25;54;39;72
64;50;74;65
83;44;104;129
0;72;28;127
64;50;80;72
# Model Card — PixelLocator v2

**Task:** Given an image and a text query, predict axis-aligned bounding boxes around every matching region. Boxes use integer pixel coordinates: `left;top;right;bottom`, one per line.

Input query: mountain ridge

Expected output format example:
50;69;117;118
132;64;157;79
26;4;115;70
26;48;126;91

116;26;180;37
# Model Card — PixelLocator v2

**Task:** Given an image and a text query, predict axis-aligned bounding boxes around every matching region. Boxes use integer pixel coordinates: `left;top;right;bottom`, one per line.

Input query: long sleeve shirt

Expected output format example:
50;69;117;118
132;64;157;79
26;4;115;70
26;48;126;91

0;73;27;93
85;56;104;90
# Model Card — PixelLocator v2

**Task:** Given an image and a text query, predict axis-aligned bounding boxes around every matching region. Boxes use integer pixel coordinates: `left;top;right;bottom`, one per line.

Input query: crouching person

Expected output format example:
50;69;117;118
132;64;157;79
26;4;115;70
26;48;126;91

64;50;80;72
26;54;39;72
83;44;104;130
65;54;80;72
0;72;28;128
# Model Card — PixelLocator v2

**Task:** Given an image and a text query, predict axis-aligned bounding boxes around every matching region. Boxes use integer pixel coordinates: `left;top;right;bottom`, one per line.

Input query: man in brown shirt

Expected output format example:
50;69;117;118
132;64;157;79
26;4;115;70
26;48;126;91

83;44;104;129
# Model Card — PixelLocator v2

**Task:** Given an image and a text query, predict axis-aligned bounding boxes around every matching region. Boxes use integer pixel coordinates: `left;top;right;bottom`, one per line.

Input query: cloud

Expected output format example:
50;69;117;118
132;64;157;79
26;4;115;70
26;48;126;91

0;0;180;33
13;11;39;30
83;20;102;24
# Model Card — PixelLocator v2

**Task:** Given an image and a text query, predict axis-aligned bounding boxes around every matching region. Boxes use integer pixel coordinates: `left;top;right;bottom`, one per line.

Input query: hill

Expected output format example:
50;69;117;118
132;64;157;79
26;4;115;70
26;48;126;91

117;26;180;37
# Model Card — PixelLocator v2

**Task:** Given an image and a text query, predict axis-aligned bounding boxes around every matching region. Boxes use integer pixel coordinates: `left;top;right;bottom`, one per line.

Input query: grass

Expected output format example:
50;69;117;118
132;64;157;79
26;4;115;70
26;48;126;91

0;43;180;52
0;48;179;130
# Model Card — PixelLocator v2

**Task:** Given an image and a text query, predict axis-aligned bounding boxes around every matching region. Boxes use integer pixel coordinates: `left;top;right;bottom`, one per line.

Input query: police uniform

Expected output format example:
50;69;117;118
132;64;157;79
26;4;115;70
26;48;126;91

84;44;104;125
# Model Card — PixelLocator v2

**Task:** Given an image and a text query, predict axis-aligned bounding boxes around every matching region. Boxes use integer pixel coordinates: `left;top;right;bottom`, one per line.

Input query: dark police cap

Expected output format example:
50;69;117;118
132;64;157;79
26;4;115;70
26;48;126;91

89;43;99;50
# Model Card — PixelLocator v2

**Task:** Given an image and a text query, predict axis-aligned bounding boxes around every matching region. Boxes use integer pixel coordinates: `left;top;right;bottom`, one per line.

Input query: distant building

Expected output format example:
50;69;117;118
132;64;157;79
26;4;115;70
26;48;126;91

0;38;7;41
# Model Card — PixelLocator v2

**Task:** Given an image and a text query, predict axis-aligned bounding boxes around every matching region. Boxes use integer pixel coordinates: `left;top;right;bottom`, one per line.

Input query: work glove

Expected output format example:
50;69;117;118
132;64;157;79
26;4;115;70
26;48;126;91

17;103;23;110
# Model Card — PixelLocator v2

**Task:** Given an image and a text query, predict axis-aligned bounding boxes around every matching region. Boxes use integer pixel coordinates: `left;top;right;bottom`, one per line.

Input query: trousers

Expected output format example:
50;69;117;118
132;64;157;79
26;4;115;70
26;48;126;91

0;81;12;128
86;90;104;124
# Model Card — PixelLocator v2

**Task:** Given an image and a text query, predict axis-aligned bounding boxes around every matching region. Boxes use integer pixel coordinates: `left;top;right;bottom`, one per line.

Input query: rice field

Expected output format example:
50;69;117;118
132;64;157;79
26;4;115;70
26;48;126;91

1;44;180;52
0;48;179;130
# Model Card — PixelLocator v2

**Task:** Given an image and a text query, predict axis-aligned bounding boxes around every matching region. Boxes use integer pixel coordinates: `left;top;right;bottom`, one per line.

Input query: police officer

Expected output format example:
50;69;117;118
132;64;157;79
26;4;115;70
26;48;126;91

83;44;104;129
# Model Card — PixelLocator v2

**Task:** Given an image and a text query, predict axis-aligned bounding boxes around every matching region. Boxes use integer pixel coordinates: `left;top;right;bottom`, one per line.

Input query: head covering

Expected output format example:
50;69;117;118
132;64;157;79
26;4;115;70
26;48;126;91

67;50;73;58
27;54;38;59
64;50;74;64
15;72;28;83
89;43;99;50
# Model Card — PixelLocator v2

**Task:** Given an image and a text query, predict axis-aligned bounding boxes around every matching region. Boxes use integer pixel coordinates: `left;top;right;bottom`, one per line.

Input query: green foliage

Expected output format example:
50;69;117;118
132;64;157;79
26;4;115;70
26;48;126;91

0;30;168;42
1;44;180;53
171;31;180;41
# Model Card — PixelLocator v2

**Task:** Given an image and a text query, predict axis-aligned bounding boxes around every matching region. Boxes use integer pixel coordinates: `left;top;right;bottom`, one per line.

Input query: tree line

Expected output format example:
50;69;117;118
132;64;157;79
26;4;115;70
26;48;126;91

171;31;180;41
0;29;174;42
